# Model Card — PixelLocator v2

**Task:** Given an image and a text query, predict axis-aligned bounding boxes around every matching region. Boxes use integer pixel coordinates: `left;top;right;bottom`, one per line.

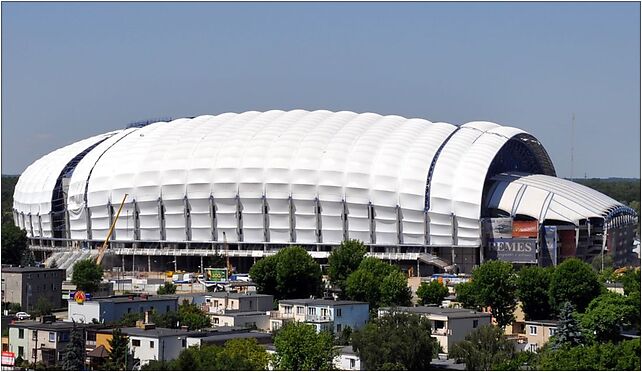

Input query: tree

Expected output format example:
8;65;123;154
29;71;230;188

107;328;131;371
516;266;554;320
380;271;412;307
344;257;411;310
249;246;322;300
620;268;641;296
219;338;270;370
274;321;336;370
580;292;638;343
591;254;614;272
454;281;480;310
469;260;517;328
20;249;35;267
1;222;27;265
352;311;439;370
61;324;85;370
549;258;602;313
72;259;103;293
449;325;515;371
551;301;584;349
34;296;53;317
157;282;177;295
178;302;211;330
538;339;641;371
416;280;449;306
328;239;367;295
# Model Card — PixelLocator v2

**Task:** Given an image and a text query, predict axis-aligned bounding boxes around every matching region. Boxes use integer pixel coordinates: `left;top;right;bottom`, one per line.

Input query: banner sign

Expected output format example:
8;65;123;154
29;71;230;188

540;226;558;267
486;238;538;263
2;351;15;366
512;220;539;238
482;218;513;239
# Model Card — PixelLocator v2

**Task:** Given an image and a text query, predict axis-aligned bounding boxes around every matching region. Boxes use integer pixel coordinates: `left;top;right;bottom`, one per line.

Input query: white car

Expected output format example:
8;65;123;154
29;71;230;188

15;312;30;320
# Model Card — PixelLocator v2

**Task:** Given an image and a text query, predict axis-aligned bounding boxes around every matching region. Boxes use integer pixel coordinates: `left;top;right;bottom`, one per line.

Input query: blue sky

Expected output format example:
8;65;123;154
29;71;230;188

2;2;640;177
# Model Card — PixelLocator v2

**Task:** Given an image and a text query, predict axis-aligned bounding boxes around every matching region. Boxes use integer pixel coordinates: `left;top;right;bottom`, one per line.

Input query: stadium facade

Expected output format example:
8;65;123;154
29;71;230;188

12;110;637;274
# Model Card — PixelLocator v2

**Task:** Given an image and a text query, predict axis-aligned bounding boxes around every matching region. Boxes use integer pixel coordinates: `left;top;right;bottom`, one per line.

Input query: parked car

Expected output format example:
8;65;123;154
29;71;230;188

15;312;30;320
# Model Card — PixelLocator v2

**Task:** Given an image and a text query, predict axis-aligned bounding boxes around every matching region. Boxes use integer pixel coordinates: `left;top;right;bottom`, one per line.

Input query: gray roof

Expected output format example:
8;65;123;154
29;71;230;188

280;299;368;307
195;331;272;344
380;306;491;319
524;319;559;326
206;292;273;299
2;266;64;274
86;295;178;304
119;326;202;338
10;320;100;331
338;345;357;356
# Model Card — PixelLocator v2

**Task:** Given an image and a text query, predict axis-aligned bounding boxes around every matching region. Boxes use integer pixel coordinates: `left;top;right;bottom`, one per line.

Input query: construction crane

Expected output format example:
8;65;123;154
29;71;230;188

96;194;128;265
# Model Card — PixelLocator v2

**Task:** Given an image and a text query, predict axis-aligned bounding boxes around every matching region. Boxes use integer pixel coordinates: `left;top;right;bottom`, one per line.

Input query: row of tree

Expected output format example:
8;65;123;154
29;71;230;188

249;240;413;311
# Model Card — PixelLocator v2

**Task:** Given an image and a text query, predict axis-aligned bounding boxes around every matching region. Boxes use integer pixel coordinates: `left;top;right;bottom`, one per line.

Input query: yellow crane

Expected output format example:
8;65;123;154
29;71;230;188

96;194;128;265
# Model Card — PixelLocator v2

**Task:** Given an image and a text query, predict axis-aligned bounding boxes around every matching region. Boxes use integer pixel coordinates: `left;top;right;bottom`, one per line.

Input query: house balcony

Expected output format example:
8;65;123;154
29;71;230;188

432;328;452;336
269;311;295;320
305;314;333;323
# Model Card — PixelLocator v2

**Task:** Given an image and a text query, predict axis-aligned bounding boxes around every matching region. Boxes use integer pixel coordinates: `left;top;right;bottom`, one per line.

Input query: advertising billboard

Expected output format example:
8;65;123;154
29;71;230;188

512;220;539;238
205;268;228;282
486;238;538;263
540;226;558;267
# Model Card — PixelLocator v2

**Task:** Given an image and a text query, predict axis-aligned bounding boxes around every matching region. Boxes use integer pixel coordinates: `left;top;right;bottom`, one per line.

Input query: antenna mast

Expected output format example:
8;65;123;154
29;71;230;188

570;113;575;181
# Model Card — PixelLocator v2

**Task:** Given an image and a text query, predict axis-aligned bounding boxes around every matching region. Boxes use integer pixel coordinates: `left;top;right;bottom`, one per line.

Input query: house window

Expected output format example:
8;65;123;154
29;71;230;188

336;308;342;317
49;332;55;342
473;320;479;328
549;328;557;337
18;329;24;339
321;308;328;317
150;341;154;348
337;324;342;333
166;305;170;312
530;344;538;352
296;306;304;315
214;318;220;325
350;358;356;369
249;300;253;309
271;321;281;331
181;339;187;348
529;326;537;335
132;339;141;347
284;306;292;314
18;346;24;358
308;307;316;316
127;307;131;313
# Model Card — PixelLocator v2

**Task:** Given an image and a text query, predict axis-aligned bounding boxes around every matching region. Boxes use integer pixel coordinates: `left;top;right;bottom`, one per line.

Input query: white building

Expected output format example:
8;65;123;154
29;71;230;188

334;345;362;371
68;294;178;324
378;306;491;354
271;299;369;333
97;326;200;367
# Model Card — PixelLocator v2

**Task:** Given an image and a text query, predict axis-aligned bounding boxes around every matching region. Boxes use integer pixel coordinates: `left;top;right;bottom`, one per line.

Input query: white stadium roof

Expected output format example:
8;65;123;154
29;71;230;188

12;109;632;247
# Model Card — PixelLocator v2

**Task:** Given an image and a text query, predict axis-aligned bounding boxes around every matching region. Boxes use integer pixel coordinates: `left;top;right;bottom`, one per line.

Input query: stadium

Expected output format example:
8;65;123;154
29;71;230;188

12;110;637;275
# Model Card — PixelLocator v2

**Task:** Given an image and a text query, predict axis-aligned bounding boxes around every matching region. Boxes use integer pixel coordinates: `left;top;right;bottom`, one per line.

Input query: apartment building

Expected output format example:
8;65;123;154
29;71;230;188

1;267;65;311
203;292;274;313
378;306;491;354
271;299;369;333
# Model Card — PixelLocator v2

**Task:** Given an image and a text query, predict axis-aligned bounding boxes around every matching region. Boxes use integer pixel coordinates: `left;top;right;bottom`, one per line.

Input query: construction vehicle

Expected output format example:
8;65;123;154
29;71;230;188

95;194;128;265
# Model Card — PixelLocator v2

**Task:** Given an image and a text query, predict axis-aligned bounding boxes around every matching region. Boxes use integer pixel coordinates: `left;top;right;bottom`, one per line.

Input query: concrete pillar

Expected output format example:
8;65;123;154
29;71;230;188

148;256;151;272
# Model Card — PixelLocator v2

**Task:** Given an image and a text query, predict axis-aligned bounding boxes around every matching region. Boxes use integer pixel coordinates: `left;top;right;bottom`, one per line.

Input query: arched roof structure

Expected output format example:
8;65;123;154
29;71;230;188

15;109;610;248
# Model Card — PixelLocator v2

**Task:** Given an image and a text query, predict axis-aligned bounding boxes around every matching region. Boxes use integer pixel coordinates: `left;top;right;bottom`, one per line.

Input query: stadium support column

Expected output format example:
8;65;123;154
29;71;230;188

342;199;349;242
148;256;151;272
184;196;191;245
424;209;430;247
396;205;403;246
262;195;269;244
210;195;217;253
368;202;375;245
85;205;92;241
289;196;295;243
315;197;322;244
133;200;140;248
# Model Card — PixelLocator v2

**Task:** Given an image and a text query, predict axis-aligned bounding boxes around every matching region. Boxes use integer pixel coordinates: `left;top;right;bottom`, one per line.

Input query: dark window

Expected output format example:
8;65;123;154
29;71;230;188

150;341;154;348
128;308;131;313
18;346;24;357
473;320;479;328
87;332;96;342
132;339;141;347
181;339;187;348
336;309;342;317
166;305;170;312
18;329;24;339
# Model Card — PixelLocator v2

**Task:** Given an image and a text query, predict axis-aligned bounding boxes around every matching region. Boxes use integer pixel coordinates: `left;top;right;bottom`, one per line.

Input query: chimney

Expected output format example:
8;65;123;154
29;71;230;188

144;311;150;325
181;325;188;331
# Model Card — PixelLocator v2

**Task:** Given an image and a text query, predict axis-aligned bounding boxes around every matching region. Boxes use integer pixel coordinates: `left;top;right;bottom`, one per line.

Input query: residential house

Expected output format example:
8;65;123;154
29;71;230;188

524;320;559;352
211;311;270;330
203;292;273;313
334;345;362;371
1;267;65;311
271;299;369;333
378;306;491;354
7;318;97;368
187;330;272;347
68;294;178;324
